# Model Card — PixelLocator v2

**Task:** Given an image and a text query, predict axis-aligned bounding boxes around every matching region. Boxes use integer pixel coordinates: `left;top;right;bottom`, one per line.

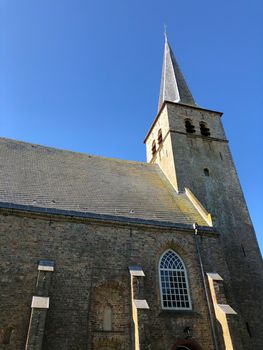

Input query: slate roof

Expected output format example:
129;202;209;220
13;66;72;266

0;138;208;226
158;35;196;111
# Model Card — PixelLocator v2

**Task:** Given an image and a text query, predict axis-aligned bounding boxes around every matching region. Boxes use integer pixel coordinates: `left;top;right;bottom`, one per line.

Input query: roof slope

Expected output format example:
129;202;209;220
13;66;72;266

0;138;208;226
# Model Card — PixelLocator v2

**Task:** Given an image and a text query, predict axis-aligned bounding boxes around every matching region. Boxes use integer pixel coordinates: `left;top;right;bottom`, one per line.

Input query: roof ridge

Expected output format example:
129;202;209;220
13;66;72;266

0;137;154;167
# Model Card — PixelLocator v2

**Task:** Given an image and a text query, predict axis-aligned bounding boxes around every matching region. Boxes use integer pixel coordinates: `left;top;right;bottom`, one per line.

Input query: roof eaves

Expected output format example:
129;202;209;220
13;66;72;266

0;201;216;234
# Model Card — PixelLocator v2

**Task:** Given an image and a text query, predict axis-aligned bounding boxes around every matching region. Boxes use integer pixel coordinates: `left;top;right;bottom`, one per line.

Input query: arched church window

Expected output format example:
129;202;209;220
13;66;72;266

185;119;195;134
103;305;112;331
157;129;163;144
200;122;210;137
159;250;191;310
151;140;157;156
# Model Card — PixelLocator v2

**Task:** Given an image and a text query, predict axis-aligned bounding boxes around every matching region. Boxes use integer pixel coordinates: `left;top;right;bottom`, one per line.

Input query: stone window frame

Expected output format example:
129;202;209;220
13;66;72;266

159;249;192;311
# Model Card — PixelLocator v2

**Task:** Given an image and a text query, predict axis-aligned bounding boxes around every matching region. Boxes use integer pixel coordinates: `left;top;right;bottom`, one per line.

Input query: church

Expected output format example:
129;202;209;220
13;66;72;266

0;35;262;350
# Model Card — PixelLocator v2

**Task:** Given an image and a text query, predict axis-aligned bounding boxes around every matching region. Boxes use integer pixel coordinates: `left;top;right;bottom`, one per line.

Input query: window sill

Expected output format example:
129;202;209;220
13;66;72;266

158;310;200;317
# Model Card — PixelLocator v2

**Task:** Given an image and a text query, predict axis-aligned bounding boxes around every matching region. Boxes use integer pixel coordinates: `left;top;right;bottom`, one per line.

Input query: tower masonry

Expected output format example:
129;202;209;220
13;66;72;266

145;36;263;349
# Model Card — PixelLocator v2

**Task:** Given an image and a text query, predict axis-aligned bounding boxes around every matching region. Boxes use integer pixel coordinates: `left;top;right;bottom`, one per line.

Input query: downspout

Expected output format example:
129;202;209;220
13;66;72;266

193;223;219;350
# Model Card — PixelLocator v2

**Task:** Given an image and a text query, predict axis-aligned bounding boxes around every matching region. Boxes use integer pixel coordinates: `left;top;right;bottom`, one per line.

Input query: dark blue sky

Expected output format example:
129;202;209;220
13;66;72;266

1;1;262;253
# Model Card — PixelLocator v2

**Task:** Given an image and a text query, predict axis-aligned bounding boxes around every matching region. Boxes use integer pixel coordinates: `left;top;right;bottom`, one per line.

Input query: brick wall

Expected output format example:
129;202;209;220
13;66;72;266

0;210;236;349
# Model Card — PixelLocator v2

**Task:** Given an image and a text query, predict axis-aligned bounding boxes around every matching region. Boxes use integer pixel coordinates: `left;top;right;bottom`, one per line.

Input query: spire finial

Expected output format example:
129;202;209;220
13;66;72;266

164;24;168;42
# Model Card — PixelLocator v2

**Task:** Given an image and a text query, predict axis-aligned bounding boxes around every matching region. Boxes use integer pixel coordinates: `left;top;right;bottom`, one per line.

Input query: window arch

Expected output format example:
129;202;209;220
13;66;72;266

157;129;163;144
159;249;191;310
151;140;157;156
185;119;195;134
200;122;210;137
204;168;210;176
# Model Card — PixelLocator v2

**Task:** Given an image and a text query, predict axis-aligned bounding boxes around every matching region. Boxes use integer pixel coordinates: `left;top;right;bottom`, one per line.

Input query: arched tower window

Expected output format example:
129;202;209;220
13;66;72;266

185;119;195;134
151;140;157;156
103;305;112;331
159;249;191;310
204;168;210;176
157;129;163;144
200;122;210;137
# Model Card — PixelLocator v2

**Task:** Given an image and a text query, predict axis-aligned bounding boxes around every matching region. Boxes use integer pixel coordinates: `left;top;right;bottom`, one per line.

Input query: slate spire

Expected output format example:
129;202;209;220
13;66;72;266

158;33;196;111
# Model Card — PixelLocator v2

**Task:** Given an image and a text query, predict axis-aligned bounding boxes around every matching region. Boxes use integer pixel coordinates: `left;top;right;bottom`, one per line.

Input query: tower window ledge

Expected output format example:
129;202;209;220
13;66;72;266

182;132;228;143
200;135;212;140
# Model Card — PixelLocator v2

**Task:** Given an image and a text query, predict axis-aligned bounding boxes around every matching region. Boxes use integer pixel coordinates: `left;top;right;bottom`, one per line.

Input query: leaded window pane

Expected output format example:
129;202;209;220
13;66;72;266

159;250;191;310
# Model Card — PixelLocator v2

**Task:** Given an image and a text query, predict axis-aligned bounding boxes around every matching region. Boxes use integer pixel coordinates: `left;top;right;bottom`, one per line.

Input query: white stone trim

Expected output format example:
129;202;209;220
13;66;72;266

207;272;223;281
38;265;54;272
129;266;145;277
31;296;49;309
185;187;213;226
133;299;149;309
217;304;237;315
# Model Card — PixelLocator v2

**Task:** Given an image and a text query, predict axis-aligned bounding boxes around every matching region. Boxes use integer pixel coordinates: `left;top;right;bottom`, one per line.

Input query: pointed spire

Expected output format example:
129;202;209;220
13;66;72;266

158;33;196;111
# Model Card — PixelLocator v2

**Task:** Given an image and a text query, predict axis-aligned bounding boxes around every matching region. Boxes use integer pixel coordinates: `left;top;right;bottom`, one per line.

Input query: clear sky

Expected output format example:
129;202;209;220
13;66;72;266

1;1;262;253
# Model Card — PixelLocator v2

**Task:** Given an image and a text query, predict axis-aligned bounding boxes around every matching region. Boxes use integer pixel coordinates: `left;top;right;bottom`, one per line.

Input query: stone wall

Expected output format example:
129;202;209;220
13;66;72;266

0;209;236;350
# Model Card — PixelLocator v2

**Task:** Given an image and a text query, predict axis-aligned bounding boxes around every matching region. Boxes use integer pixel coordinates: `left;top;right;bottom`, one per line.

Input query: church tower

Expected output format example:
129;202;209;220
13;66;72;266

145;35;263;348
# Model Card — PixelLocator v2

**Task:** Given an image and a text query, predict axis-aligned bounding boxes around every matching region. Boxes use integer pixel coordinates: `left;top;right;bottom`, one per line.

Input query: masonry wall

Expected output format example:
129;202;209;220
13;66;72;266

146;101;263;349
0;210;239;350
145;106;179;191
